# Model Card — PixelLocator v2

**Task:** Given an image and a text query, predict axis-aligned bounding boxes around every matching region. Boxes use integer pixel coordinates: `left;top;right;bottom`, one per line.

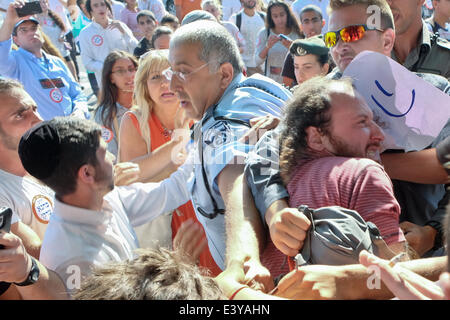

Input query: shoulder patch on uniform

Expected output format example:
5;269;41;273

204;121;232;148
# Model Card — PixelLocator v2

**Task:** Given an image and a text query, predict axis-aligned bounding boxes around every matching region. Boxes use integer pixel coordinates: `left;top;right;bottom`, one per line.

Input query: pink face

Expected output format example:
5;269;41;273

90;0;108;20
147;67;178;110
110;58;136;93
322;89;385;163
328;4;387;71
270;5;288;29
0;89;42;151
386;0;422;35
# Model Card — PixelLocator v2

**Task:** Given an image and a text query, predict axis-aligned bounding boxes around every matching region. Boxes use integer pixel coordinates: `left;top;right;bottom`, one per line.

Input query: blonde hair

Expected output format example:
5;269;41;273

132;49;171;153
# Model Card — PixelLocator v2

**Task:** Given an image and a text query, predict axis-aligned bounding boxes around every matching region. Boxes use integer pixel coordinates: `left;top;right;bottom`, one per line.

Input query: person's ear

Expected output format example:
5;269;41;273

305;126;326;152
322;19;325;28
12;35;19;46
321;62;329;75
382;28;395;55
78;163;96;185
218;62;234;89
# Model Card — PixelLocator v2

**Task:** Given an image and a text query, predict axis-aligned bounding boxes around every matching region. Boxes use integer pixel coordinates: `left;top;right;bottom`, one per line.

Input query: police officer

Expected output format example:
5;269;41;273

166;20;291;289
388;0;450;79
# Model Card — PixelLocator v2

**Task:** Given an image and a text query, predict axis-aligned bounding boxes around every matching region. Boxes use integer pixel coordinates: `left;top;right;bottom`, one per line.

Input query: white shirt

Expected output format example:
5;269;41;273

111;0;126;20
222;0;241;21
229;10;265;68
137;0;167;22
222;21;246;54
291;0;329;33
79;19;138;87
48;0;73;33
255;29;301;83
39;164;191;294
0;169;54;240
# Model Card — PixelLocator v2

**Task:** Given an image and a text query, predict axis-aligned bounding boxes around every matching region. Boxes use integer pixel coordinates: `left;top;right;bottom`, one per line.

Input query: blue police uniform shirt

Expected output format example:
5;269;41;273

0;38;89;120
187;73;292;269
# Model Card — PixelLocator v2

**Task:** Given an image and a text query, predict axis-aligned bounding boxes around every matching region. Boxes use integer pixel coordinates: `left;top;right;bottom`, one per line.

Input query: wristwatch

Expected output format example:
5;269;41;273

14;257;40;286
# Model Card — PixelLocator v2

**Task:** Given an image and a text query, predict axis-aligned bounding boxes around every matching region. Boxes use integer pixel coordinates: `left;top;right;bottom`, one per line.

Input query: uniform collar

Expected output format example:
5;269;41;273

199;73;246;127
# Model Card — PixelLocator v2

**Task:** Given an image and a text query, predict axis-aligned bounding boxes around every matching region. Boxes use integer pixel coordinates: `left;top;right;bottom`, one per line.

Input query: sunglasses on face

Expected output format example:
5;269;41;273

324;24;384;48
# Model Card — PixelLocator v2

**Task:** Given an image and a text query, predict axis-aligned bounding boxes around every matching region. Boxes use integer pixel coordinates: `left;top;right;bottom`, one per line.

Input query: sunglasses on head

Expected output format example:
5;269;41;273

324;24;384;48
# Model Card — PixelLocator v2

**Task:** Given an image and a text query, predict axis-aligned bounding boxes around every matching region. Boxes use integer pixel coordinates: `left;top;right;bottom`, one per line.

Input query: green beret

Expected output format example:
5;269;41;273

290;36;329;57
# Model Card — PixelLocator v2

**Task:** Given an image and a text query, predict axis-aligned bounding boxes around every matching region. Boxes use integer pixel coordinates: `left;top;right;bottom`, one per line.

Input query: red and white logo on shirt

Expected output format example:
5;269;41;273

101;126;114;143
49;88;63;103
91;35;104;46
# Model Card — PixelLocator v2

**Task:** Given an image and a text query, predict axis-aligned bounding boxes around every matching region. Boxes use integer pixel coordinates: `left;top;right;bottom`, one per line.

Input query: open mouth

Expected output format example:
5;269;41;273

161;92;175;98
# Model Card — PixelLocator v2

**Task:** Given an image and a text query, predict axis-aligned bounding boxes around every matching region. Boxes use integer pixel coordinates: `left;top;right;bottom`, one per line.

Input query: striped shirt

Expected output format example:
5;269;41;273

287;156;405;245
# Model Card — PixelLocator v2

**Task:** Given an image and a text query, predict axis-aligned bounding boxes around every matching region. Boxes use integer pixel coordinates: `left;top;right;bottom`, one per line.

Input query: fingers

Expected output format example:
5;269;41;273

359;250;441;300
268;208;311;256
275;268;305;294
439;272;450;299
114;162;140;186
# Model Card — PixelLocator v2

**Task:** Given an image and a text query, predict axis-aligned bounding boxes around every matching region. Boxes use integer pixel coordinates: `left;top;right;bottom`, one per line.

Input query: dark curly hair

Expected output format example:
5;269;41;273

279;77;355;183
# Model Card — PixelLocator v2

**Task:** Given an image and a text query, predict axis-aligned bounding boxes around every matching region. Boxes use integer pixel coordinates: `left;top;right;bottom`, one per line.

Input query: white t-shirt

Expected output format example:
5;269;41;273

255;29;301;83
230;10;266;68
222;21;246;53
0;169;54;240
111;0;125;20
137;0;167;22
48;0;73;33
79;20;138;87
292;0;329;33
222;0;241;21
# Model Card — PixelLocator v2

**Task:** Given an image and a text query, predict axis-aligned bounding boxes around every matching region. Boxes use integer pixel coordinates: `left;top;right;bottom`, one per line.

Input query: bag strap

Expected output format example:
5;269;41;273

236;12;242;31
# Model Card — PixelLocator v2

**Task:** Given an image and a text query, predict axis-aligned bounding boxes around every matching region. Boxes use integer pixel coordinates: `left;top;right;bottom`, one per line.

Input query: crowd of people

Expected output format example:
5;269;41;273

0;0;449;302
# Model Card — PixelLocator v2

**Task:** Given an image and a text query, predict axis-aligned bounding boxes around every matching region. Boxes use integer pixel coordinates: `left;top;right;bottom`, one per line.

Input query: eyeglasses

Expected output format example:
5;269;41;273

162;62;210;82
111;67;137;76
17;25;39;34
324;24;384;48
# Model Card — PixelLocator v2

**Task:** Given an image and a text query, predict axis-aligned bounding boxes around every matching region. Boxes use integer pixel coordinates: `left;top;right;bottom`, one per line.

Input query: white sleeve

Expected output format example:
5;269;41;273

79;29;104;73
120;22;139;51
254;27;268;66
118;154;193;227
11;212;20;225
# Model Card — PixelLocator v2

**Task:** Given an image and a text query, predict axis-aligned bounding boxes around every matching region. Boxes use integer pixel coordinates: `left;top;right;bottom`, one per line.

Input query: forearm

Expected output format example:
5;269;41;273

339;256;447;300
0;15;14;42
16;261;69;300
381;149;449;184
223;170;266;265
128;139;183;182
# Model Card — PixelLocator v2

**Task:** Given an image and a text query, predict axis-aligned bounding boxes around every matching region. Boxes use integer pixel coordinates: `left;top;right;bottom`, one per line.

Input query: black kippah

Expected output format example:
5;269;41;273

18;121;62;180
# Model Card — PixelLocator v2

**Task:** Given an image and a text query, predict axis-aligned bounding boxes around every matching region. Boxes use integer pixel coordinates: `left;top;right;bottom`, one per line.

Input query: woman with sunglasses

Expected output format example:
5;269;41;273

93;50;138;159
118;50;222;276
255;0;302;83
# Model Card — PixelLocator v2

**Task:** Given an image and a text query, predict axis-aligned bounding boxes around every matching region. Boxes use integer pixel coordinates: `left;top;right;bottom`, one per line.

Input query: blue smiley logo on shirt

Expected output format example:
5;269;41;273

371;80;416;118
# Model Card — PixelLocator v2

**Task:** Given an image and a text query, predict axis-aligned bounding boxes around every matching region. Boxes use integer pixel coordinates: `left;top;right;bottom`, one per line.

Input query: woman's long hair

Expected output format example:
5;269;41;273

132;49;171;154
41;31;65;61
266;0;301;36
96;50;138;130
47;9;67;33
